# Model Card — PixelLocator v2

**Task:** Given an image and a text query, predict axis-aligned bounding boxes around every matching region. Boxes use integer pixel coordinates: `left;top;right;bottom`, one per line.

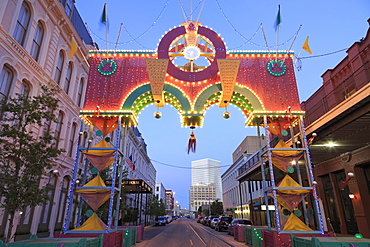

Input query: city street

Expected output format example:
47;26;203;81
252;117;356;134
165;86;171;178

136;218;247;247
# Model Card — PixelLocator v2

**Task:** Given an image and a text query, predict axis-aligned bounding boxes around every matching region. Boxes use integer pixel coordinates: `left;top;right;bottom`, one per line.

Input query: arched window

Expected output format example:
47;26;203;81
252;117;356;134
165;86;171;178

19;80;30;98
54;111;64;148
64;62;72;94
0;65;14;101
68;122;77;157
13;2;31;46
54;51;64;85
30;22;44;61
77;77;84;107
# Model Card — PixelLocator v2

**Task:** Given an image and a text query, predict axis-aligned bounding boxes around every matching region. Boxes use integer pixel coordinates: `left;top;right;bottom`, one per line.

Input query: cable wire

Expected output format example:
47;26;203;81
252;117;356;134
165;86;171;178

151;159;230;169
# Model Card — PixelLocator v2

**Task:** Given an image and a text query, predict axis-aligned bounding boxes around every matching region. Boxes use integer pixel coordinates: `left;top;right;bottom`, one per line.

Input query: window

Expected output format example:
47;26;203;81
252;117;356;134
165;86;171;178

65;0;73;18
76;77;84;107
0;65;14;101
54;112;63;148
30;22;44;61
19;80;30;98
13;2;31;46
68;123;77;157
64;62;72;93
54;51;64;85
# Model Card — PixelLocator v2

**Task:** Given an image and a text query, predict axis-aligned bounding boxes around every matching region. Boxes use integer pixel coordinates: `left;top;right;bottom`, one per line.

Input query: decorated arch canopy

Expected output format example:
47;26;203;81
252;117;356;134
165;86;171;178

81;21;303;127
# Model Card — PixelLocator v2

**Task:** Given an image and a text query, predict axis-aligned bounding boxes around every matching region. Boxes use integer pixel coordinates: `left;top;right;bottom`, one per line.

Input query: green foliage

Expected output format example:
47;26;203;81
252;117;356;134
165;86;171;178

0;84;64;241
145;194;166;217
210;199;223;216
198;206;202;215
122;207;139;223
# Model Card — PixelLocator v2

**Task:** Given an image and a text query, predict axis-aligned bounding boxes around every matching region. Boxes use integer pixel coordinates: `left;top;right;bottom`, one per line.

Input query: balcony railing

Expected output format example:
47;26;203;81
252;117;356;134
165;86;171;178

303;59;370;125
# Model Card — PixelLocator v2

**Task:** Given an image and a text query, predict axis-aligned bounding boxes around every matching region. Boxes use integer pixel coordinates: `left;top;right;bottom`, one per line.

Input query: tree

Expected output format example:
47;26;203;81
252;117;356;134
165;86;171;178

0;84;64;243
145;194;166;218
210;200;223;216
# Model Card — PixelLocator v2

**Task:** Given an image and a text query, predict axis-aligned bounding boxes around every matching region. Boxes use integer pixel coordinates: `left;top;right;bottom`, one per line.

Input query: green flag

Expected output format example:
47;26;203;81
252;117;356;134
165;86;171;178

274;5;282;32
101;3;108;26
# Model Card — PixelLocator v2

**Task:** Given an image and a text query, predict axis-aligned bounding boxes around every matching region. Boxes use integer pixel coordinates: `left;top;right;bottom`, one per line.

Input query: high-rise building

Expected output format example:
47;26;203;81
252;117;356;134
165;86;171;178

190;159;222;212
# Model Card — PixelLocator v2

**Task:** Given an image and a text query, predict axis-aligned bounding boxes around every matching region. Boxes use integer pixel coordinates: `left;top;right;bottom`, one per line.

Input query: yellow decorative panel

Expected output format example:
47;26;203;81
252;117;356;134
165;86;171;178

217;59;241;107
146;59;168;107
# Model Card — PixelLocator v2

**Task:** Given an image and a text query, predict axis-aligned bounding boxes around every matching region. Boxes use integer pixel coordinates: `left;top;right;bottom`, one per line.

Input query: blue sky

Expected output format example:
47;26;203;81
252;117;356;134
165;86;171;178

75;0;370;208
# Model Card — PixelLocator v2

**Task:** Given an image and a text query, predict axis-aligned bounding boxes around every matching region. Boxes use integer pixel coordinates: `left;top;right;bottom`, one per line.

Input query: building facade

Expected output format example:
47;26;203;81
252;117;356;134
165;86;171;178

0;0;93;240
165;190;174;215
120;127;156;226
155;182;166;203
191;158;222;201
189;184;217;212
222;136;270;223
301;19;370;237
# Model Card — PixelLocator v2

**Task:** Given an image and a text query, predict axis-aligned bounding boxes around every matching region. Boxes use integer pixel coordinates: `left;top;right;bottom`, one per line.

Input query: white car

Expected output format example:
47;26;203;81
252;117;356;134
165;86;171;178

210;218;219;229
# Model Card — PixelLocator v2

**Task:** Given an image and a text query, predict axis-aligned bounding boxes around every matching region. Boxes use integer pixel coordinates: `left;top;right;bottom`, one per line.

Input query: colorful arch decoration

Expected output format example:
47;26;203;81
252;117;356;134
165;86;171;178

69;20;324;235
81;21;302;127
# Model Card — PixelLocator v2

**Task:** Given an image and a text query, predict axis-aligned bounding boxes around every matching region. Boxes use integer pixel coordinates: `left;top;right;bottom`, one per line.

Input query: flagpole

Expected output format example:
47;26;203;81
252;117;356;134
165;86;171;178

282;25;302;65
274;5;281;61
276;25;279;61
104;3;108;60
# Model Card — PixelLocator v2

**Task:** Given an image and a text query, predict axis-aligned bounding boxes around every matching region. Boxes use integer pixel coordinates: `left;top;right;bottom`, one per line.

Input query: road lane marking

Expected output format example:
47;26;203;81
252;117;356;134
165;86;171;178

188;224;207;246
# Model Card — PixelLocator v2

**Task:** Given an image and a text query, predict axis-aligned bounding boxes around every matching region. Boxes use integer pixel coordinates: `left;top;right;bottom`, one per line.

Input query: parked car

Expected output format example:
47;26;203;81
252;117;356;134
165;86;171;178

155;217;167;226
215;216;232;232
205;216;217;227
210;218;219;229
197;216;203;223
227;219;253;235
165;216;172;223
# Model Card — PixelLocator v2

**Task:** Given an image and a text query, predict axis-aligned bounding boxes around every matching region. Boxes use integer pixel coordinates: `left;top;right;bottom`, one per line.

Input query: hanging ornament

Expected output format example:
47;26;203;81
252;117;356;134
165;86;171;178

223;101;230;119
187;126;196;154
154;111;162;119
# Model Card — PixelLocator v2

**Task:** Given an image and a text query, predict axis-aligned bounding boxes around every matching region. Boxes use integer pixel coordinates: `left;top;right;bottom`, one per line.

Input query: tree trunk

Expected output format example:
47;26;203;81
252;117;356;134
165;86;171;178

5;213;15;243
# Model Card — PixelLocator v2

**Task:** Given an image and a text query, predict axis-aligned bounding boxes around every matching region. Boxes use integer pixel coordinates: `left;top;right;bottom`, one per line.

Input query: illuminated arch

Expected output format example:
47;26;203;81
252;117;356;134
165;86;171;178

194;84;264;116
122;83;191;114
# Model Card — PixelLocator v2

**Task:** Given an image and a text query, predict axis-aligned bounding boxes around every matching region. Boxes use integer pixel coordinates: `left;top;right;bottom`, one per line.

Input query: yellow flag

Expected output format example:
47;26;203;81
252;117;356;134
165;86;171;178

302;36;312;54
68;37;78;59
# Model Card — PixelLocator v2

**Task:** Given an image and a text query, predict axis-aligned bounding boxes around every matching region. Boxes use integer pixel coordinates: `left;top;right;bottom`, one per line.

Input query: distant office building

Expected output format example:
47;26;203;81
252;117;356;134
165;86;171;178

190;159;222;213
191;158;222;200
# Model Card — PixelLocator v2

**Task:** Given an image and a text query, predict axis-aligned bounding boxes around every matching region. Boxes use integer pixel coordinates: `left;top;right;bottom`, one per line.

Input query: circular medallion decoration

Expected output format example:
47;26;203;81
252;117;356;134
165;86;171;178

96;130;103;136
183;46;201;61
98;59;117;76
281;130;288;136
85;209;93;217
91;167;99;174
287;166;295;173
294;209;302;217
283;209;291;216
267;60;286;76
157;25;226;82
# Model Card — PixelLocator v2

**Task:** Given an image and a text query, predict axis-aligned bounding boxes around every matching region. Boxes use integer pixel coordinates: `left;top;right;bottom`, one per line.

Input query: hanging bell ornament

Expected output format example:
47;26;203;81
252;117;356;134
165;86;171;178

223;111;230;119
154;111;162;119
